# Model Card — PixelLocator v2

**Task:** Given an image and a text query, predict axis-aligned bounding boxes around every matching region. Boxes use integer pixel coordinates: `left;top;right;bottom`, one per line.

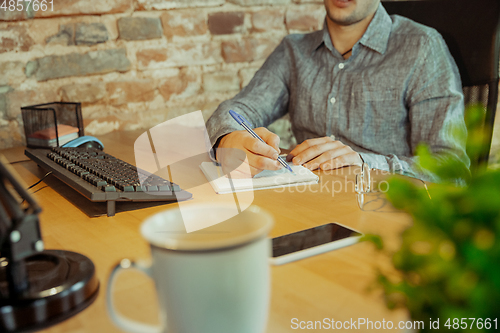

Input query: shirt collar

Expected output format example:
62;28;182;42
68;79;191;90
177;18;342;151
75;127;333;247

312;4;392;55
359;4;392;54
311;21;331;52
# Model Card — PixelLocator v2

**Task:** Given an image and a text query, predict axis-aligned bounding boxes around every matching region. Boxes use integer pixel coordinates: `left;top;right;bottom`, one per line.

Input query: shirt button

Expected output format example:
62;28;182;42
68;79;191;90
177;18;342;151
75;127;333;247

330;97;336;104
338;63;345;69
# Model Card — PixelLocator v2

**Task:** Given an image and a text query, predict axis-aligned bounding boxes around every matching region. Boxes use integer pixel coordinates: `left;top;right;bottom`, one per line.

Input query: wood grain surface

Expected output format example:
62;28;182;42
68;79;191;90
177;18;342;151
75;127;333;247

1;130;414;333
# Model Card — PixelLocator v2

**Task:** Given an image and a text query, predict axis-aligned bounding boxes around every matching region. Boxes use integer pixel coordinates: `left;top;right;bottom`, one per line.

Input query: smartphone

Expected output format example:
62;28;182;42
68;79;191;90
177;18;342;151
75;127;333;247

270;223;363;265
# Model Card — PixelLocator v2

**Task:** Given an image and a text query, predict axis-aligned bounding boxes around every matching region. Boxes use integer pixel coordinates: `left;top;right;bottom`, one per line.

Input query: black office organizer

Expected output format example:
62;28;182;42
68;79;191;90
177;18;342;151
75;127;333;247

21;102;84;148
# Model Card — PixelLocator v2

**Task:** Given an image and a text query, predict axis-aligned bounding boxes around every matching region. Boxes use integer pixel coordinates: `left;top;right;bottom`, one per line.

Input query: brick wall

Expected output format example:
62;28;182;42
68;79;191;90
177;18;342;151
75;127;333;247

0;0;327;150
1;0;499;165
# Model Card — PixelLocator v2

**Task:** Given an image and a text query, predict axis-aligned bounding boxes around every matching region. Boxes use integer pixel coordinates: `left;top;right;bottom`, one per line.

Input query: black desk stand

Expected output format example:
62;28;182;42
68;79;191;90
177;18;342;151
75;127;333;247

0;157;99;332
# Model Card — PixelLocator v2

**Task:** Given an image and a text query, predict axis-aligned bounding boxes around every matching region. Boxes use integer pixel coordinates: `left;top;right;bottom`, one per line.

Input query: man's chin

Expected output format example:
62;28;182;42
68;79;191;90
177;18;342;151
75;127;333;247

325;1;358;25
326;13;360;27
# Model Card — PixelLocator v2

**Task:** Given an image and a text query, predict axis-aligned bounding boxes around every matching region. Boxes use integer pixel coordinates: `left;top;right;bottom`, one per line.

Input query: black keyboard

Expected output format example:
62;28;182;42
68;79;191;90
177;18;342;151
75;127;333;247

25;147;192;216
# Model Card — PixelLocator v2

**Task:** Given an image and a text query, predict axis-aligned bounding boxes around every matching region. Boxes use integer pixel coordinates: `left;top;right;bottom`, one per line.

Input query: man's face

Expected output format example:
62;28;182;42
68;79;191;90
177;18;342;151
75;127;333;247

324;0;380;26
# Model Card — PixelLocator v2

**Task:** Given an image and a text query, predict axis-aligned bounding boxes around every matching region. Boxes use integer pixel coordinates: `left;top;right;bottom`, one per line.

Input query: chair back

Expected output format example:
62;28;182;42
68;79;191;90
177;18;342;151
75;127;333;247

383;0;500;165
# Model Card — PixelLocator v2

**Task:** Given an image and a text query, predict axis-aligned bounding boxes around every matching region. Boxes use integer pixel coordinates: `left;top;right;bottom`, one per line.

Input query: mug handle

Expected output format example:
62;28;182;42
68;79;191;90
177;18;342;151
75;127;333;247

106;259;163;333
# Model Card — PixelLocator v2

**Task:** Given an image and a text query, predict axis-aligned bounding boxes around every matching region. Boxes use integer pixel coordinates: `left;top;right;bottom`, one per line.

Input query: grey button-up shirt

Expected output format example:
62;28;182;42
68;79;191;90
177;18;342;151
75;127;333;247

206;4;469;181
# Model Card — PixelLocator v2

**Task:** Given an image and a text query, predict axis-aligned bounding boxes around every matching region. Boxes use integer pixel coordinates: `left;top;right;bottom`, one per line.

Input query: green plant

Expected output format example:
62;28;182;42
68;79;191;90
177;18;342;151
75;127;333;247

370;105;500;332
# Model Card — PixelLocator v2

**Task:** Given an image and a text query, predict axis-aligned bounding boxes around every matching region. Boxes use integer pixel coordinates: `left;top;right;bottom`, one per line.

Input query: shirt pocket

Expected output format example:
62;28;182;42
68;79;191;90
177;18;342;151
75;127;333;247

345;87;407;149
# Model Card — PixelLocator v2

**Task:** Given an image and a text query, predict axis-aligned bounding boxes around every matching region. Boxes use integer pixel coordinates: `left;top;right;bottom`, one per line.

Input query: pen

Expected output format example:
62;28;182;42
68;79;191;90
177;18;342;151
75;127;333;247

229;110;295;175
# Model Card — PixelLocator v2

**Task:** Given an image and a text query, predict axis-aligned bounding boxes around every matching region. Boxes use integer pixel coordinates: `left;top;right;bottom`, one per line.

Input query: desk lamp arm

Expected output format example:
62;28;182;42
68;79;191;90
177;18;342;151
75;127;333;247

0;160;43;297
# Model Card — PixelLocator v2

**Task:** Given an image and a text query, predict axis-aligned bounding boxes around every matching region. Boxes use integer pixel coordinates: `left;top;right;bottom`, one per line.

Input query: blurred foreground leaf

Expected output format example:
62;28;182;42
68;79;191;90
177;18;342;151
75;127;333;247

368;106;500;331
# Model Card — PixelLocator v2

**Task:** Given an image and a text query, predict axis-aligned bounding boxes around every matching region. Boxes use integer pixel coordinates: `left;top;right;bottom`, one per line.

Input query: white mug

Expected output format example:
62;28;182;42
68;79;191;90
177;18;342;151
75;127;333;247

106;204;273;333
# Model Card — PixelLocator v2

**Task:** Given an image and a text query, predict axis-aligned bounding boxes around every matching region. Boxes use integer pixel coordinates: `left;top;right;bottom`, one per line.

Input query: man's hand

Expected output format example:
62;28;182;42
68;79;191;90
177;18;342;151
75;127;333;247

216;128;282;178
287;136;362;171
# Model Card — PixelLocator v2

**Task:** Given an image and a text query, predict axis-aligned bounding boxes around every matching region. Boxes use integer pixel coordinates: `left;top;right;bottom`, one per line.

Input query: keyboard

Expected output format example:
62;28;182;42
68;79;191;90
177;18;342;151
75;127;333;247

25;147;192;216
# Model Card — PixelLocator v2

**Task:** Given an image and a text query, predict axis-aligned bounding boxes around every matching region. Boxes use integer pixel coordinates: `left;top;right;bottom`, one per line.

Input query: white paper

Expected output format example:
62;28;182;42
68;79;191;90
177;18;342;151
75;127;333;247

200;162;319;194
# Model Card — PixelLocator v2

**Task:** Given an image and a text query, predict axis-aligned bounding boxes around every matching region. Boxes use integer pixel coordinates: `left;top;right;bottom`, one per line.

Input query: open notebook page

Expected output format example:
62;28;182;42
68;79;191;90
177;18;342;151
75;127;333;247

200;161;319;194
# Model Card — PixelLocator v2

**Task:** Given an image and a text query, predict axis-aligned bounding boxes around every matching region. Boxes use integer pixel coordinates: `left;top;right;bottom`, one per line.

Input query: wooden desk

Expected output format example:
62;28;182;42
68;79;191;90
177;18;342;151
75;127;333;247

1;130;413;333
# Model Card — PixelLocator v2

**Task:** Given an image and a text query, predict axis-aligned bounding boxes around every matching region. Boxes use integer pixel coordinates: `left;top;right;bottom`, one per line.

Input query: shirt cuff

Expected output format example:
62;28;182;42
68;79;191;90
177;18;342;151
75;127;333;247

358;152;391;172
209;133;230;164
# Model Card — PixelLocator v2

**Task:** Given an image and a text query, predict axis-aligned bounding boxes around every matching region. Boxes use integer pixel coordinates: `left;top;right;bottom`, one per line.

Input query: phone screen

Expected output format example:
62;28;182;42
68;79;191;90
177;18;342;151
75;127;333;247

272;223;362;258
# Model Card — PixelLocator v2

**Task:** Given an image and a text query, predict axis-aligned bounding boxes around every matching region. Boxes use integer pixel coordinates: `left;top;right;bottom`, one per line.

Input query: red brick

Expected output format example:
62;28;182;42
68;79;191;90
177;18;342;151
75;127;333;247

251;9;285;32
285;5;325;32
208;12;245;35
106;80;156;105
137;0;224;10
158;69;200;101
161;11;207;40
0;25;34;53
137;49;168;68
137;42;222;69
34;0;133;18
221;38;257;63
222;36;280;63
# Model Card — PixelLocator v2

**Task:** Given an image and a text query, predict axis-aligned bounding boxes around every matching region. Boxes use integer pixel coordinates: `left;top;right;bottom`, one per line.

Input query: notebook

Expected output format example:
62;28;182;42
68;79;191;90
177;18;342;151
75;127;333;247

200;160;319;194
27;125;80;147
27;132;79;147
29;124;79;139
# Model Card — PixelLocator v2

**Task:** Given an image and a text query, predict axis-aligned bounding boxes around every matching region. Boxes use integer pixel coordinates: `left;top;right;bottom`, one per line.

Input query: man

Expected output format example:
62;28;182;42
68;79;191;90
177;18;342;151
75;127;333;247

206;0;469;180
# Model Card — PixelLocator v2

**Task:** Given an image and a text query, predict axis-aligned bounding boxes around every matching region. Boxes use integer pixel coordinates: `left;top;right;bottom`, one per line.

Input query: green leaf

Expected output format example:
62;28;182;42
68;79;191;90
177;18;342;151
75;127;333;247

371;104;500;324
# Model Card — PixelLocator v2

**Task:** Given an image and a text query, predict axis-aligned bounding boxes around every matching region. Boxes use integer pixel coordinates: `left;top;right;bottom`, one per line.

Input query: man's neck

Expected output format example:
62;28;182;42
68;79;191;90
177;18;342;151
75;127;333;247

326;10;377;58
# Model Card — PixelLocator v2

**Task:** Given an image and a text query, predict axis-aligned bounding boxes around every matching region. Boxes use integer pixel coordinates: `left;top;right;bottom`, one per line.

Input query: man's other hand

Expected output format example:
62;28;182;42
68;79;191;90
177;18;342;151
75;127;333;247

287;136;362;171
216;128;282;178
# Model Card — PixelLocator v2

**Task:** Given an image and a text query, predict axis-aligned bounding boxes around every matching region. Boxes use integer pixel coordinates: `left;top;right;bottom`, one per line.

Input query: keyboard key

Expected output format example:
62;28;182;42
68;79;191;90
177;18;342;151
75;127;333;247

103;185;116;192
158;184;171;192
123;185;135;192
96;180;107;187
46;147;186;198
